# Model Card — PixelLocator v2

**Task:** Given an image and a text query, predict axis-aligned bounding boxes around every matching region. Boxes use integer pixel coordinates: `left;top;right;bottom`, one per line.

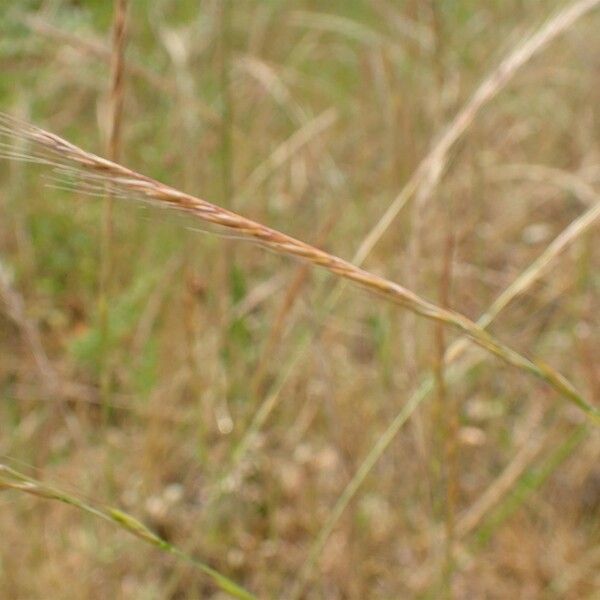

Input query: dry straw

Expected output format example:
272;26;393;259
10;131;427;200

292;173;600;596
99;0;129;415
0;257;96;404
208;1;600;562
0;258;59;391
0;114;598;424
353;0;600;265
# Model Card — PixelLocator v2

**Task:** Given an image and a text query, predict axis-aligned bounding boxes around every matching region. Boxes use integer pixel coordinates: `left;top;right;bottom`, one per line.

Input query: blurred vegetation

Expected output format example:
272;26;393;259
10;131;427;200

0;1;599;598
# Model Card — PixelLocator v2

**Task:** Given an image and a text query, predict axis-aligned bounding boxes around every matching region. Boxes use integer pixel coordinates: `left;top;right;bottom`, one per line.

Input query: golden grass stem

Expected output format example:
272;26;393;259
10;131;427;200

251;214;336;397
287;363;466;600
291;175;600;596
24;15;168;95
446;179;600;363
0;258;59;392
455;424;548;537
353;0;600;266
100;0;128;415
108;0;127;164
220;0;233;207
0;258;96;405
224;1;600;511
433;231;457;599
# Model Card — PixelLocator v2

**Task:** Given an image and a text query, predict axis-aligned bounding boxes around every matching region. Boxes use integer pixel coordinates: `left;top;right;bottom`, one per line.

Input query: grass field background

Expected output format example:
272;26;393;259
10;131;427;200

1;1;599;598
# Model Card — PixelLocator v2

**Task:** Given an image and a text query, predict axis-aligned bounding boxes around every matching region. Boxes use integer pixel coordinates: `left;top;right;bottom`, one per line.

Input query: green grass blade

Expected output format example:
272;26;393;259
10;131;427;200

0;464;257;600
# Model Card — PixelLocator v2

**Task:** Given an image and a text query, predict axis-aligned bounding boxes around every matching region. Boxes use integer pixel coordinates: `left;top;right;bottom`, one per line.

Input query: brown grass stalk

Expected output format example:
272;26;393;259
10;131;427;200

251;213;336;397
455;423;549;538
353;0;600;266
0;257;97;406
219;0;233;207
24;15;170;95
217;0;600;534
0;258;59;392
291;175;600;596
0;114;597;422
108;0;128;165
432;230;457;598
99;0;128;413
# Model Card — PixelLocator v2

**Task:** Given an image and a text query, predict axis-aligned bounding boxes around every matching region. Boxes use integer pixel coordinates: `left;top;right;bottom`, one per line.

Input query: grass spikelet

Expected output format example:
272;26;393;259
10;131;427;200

0;114;597;422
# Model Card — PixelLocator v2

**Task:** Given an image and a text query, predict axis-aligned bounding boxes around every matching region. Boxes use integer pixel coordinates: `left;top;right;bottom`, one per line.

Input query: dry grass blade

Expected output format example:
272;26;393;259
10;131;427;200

108;0;128;163
289;9;403;52
235;108;338;208
287;358;475;600
353;0;600;265
455;425;549;537
0;258;96;405
0;113;597;421
205;1;600;541
548;545;600;596
25;15;166;91
251;214;336;396
446;172;600;362
0;464;256;600
99;0;129;415
0;258;59;391
291;172;600;595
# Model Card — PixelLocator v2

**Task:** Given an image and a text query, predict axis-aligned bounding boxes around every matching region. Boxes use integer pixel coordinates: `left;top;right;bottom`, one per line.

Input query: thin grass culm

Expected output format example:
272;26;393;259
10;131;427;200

0;113;598;422
200;0;600;515
0;463;256;600
353;0;600;265
99;0;128;417
290;178;600;596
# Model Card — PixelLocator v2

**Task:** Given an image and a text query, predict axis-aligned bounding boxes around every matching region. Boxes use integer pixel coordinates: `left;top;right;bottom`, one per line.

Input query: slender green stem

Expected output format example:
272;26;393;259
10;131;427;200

0;464;256;600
